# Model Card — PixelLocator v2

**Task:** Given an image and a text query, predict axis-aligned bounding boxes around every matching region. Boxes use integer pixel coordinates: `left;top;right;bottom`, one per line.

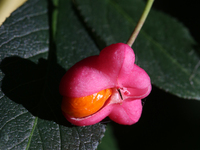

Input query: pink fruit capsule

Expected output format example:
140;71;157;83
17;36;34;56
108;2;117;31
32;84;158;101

59;43;151;126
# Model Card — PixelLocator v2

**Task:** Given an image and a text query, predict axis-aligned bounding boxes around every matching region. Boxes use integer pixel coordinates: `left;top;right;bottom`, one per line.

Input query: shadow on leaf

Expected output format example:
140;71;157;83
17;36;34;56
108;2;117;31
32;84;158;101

0;56;73;127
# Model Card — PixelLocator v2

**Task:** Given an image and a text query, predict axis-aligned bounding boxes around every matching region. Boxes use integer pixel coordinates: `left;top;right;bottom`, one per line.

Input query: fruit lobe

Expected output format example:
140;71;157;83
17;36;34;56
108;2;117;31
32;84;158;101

61;88;112;118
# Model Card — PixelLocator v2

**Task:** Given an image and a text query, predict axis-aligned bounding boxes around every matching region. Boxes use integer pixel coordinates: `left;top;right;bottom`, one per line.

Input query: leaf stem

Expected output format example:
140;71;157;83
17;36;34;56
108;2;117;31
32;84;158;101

127;0;154;47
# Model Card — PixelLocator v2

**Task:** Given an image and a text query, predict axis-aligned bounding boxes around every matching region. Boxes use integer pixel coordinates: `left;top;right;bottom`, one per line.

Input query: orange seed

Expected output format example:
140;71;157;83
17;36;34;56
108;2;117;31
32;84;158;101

61;88;112;118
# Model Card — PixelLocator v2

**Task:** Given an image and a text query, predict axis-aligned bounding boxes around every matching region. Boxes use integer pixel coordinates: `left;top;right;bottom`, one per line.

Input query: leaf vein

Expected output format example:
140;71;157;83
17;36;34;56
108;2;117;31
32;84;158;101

26;117;38;150
0;27;49;48
8;136;29;150
11;10;47;26
0;111;28;131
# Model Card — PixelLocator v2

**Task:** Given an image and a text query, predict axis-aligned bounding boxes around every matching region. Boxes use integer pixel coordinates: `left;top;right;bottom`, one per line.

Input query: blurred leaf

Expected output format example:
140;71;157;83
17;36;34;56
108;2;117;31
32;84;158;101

0;0;27;26
97;124;119;150
0;0;105;149
74;0;200;100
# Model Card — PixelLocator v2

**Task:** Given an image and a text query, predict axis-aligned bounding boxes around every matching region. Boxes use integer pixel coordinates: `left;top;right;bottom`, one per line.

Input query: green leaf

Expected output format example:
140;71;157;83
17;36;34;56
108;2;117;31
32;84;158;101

97;124;119;150
74;0;200;100
0;0;105;149
55;0;99;69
